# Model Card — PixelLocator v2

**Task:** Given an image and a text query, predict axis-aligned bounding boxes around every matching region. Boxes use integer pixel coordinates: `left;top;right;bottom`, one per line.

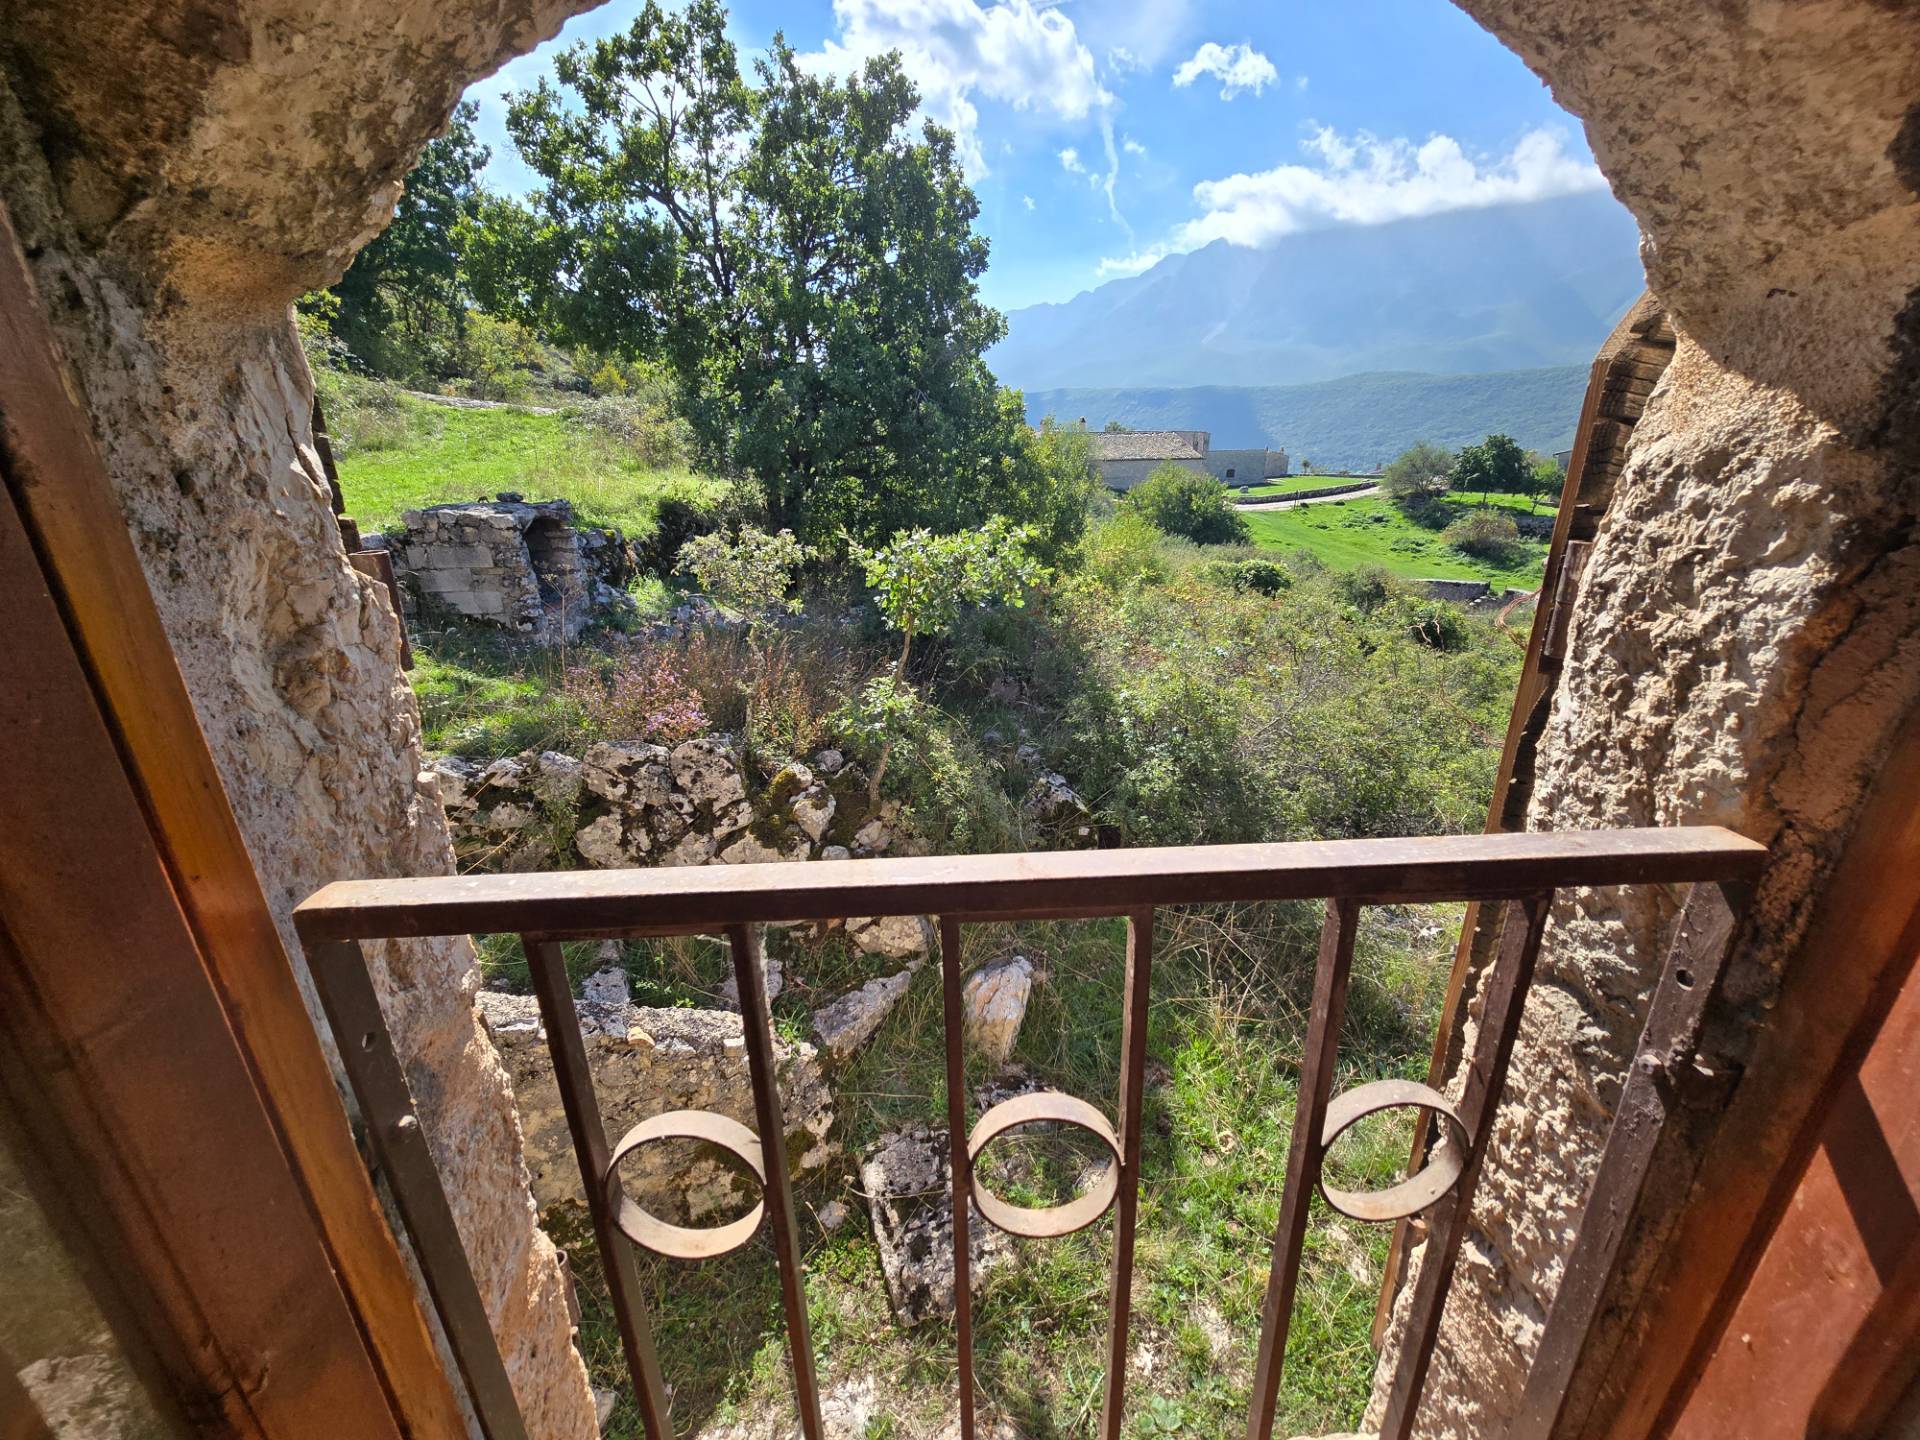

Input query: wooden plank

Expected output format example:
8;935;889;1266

1244;900;1361;1440
0;482;405;1439
0;201;468;1436
294;828;1764;942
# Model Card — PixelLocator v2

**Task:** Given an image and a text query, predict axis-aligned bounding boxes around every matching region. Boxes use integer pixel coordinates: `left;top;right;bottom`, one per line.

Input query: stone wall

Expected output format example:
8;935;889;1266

1369;3;1920;1436
0;4;604;1433
378;496;635;642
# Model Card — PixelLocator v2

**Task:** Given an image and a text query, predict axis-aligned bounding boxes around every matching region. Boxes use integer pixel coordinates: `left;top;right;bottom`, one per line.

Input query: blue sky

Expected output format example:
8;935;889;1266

464;0;1614;313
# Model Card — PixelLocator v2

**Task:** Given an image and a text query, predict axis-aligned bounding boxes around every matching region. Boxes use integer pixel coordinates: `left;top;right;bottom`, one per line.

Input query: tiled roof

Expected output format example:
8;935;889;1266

1088;431;1205;462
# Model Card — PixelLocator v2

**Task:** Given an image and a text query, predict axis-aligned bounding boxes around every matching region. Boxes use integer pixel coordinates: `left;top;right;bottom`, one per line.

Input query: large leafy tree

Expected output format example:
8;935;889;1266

464;0;1076;553
1449;433;1533;503
329;102;489;377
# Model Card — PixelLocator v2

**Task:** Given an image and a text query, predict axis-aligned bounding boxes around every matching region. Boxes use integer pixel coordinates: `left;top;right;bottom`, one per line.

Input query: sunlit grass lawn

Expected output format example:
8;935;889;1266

1244;493;1549;590
330;392;720;535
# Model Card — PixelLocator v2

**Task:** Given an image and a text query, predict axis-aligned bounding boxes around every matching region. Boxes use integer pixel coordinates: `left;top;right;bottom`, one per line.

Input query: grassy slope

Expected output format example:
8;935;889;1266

1245;493;1548;589
331;392;716;535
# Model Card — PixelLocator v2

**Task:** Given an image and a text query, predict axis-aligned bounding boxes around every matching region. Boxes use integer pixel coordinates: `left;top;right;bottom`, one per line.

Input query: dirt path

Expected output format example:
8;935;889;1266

1233;484;1382;511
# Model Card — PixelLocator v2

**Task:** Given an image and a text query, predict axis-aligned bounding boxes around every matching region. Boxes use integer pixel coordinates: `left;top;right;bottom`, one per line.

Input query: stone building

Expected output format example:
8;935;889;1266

376;495;634;642
1088;428;1289;490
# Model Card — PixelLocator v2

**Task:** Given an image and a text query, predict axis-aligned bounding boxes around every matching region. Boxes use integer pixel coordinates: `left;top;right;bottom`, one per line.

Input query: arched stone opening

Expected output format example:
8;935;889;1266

0;3;1912;1438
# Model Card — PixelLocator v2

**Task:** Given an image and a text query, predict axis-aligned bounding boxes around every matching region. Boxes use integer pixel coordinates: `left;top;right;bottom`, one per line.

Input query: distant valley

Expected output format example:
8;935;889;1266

992;190;1642;467
1022;365;1593;473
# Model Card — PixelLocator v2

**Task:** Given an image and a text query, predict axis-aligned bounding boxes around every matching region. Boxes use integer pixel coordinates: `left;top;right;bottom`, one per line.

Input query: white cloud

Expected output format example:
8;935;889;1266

1123;136;1148;157
1022;194;1036;211
1059;146;1088;174
1172;41;1278;100
1098;125;1607;274
1295;74;1309;90
801;0;1111;175
1107;45;1142;74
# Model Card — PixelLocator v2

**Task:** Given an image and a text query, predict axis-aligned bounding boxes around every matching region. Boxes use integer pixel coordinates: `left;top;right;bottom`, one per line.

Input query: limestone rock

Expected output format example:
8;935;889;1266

670;736;747;810
815;1199;851;1233
861;1129;1012;1326
847;914;933;961
479;992;832;1218
792;785;835;843
811;963;921;1061
718;949;785;1011
963;956;1034;1065
1021;771;1088;825
813;748;845;774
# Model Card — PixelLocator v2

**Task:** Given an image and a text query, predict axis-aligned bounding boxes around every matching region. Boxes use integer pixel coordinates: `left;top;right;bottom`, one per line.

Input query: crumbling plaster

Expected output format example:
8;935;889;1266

1372;3;1920;1436
0;2;608;1433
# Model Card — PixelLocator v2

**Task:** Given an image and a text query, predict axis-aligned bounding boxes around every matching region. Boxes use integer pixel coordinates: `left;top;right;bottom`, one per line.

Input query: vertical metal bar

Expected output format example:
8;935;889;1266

726;924;824;1440
306;938;531;1440
1244;899;1362;1440
1098;908;1157;1440
522;939;677;1440
938;915;977;1440
1378;893;1553;1440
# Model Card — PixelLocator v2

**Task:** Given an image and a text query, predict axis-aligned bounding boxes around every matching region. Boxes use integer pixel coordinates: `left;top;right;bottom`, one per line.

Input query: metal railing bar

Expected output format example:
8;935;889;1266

725;923;825;1439
1377;893;1554;1439
938;915;977;1440
1243;899;1362;1440
306;938;531;1440
521;938;677;1440
293;828;1766;942
1098;909;1158;1440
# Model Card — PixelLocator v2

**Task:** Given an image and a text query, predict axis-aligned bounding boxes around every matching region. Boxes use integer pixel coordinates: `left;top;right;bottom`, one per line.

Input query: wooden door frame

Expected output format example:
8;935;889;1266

0;201;467;1436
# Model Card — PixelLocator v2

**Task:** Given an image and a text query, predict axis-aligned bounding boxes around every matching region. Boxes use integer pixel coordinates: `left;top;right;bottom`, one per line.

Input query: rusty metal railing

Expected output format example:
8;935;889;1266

292;826;1763;1440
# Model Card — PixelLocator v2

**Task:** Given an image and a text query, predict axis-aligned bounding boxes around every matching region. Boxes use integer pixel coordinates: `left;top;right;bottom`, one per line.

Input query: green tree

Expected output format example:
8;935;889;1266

1525;452;1565;512
464;1;1074;551
1449;433;1532;504
327;102;489;379
1126;464;1250;545
848;517;1042;801
1380;441;1456;504
1102;419;1134;433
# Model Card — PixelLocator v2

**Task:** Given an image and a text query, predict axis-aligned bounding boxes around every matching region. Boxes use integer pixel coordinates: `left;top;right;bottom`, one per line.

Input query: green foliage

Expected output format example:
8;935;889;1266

675;526;809;621
1443;508;1523;565
465;0;1071;550
328;102;490;382
1126;464;1251;545
1081;510;1176;591
1380;440;1456;504
1448;432;1532;500
1199;557;1292;596
1404;599;1471;651
851;517;1043;671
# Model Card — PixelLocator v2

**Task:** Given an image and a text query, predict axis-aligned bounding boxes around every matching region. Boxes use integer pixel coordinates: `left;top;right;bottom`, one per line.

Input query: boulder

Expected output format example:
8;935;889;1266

963;956;1034;1065
479;990;832;1219
861;1129;1012;1326
847;914;933;961
811;963;921;1061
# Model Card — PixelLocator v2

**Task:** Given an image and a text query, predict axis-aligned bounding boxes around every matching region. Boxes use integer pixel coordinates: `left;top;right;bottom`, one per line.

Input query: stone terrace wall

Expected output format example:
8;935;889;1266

1369;4;1920;1437
0;4;605;1432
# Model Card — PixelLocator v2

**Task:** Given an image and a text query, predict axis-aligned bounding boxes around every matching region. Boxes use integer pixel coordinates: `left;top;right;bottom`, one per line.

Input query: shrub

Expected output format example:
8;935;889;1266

1082;511;1174;590
1125;464;1251;545
562;651;708;745
1334;566;1397;614
1404;600;1471;652
676;526;809;620
1444;509;1523;565
1199;557;1292;596
1380;441;1455;504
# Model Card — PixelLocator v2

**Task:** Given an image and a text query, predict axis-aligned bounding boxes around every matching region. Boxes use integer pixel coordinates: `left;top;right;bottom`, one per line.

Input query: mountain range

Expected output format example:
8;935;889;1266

989;190;1646;393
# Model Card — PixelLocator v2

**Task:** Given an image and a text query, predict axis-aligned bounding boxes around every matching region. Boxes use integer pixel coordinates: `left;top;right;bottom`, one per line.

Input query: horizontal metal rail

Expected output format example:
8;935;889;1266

294;826;1763;1440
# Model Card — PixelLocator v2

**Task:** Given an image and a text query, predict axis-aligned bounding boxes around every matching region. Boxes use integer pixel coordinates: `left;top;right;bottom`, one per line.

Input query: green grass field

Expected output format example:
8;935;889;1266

328;390;718;536
1244;493;1548;589
1233;474;1377;499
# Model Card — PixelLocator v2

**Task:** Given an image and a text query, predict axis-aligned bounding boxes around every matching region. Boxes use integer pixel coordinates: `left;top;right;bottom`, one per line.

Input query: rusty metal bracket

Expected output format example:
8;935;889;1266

1320;1079;1468;1223
968;1090;1122;1238
605;1110;767;1261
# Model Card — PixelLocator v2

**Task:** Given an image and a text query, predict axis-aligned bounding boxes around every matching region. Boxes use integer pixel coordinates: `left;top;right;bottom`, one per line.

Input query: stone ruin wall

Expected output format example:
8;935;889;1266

0;2;606;1433
1370;3;1920;1436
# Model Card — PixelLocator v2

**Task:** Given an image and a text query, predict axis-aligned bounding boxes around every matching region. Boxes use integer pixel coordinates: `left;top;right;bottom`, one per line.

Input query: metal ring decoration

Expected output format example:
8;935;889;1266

966;1090;1123;1238
604;1110;767;1259
1317;1079;1469;1223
